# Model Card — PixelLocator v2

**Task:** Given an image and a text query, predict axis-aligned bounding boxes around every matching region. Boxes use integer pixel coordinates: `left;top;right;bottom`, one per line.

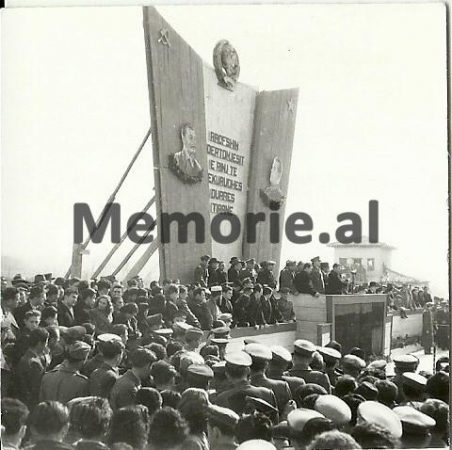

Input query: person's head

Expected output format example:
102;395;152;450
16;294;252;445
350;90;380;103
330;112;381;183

24;310;41;331
178;388;209;435
111;295;124;312
150;360;177;389
166;284;179;301
335;375;358;398
135;387;162;416
40;305;58;327
130;347;157;380
29;401;69;442
166;340;183;358
294;384;328;407
419;398;449;437
63;287;78;307
1;287;19;311
28;327;49;353
207;404;239;444
306;430;361;450
426;371;449;403
193;287;206;303
225;353;252;382
1;398;29;446
97;279;112;296
303;263;312;273
146;342;167;361
148;407;189;450
375;380;398;408
111;324;128;344
68;397;112;441
351;422;398;449
46;325;60;348
80;288;96;308
108;405;149;450
333;263;341;273
300;417;337;448
110;284;124;300
29;285;46;307
222;285;233;300
100;338;124;366
66;341;91;367
120;302;139;319
161;390;182;409
200;344;220;359
236;411;273;444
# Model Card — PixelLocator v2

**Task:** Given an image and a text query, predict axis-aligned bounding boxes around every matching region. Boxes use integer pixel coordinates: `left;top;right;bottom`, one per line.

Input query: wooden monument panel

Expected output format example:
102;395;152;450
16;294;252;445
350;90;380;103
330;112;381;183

143;7;212;282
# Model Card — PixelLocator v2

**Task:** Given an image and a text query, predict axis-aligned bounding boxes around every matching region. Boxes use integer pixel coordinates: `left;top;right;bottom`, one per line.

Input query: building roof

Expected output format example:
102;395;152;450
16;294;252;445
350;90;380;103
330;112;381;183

327;236;395;250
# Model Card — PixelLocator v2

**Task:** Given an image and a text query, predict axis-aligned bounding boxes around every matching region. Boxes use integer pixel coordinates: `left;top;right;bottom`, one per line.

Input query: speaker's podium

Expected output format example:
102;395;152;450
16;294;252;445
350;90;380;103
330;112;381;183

292;293;392;357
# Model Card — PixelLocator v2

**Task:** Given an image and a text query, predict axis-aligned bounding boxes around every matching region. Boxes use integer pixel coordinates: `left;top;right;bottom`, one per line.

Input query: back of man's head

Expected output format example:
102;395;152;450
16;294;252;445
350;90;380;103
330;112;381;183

29;401;69;440
1;398;29;436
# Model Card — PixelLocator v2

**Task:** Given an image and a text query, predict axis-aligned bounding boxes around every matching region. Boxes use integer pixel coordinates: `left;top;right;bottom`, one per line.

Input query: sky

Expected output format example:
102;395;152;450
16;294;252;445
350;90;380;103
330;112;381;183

1;4;449;296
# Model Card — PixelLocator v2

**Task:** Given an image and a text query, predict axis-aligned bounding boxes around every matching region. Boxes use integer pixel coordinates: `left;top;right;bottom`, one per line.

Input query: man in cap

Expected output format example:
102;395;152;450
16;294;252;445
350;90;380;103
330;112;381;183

317;346;342;387
276;288;295;322
110;347;156;409
289;339;331;393
422;301;435;354
391;354;419;404
256;261;277;289
240;258;258;284
207;404;240;450
293;264;320;297
185;327;204;351
340;354;366;379
355;401;402;441
14;285;46;328
214;351;278;416
245;343;292;413
400;372;427;407
314;394;352;426
210;326;230;360
287;408;325;448
40;341;91;403
89;334;124;398
185;363;214;390
194;255;210;288
266;345;306;398
310;257;325;294
279;260;296;292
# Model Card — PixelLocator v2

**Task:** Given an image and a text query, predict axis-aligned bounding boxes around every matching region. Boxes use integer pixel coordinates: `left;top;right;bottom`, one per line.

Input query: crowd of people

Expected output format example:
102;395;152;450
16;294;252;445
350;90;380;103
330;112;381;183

0;256;450;450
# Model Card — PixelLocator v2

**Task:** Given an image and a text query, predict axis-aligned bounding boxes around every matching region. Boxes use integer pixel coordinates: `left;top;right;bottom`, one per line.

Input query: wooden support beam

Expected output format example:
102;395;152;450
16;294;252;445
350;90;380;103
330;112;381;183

91;196;155;279
124;238;159;282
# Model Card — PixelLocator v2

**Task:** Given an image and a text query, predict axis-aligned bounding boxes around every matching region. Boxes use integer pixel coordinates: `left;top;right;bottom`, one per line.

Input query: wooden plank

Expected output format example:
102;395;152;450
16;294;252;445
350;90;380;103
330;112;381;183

243;88;299;271
143;7;212;283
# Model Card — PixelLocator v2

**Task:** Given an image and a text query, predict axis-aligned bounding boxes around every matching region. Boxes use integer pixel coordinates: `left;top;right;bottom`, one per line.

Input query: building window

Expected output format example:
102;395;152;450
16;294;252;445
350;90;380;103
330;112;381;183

367;258;375;272
353;258;362;267
339;258;348;268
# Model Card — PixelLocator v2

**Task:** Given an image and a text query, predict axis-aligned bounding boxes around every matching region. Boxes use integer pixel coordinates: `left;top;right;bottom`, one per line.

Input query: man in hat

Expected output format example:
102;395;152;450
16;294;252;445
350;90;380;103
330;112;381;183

185;363;214;390
341;354;366;379
89;335;124;398
214;351;278;416
326;264;347;295
14;285;46;328
289;339;331;392
390;354;419;404
400;372;427;407
207;404;240;450
207;258;222;287
185;327;204;351
40;341;91;403
256;261;277;289
248;284;266;328
110;347;156;409
245;343;292;413
194;255;210;287
228;258;243;289
240;259;258;284
279;260;296;292
57;287;78;328
310;257;325;294
293;264;320;297
210;326;230;360
317;346;342;387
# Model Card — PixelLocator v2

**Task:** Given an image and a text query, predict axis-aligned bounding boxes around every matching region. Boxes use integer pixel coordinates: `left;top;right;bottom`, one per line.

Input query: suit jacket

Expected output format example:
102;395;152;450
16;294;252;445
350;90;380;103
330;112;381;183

89;362;120;398
16;348;47;408
58;302;75;327
327;271;345;294
110;369;141;409
279;268;295;291
194;265;208;287
256;269;277;289
13;301;34;328
310;268;325;294
293;271;317;296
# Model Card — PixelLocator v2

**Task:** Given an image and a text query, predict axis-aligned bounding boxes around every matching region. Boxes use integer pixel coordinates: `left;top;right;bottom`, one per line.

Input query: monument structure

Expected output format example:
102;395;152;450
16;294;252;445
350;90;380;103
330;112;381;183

143;6;298;283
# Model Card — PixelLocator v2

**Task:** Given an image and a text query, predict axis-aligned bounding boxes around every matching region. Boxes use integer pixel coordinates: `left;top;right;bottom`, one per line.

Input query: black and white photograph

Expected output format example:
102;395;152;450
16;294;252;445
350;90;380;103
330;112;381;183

1;2;450;450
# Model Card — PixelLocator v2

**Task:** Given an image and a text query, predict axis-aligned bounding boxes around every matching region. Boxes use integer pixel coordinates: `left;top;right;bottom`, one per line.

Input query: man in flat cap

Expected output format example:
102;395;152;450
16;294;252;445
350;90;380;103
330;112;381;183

391;354;419;404
400;372;427;407
341;354;366;379
185;363;214;390
245;343;292;414
279;260;296;293
289;340;331;393
317;346;342;387
40;341;91;403
256;261;277;289
214;351;278;416
207;404;240;450
194;255;210;288
207;258;222;287
185;327;204;352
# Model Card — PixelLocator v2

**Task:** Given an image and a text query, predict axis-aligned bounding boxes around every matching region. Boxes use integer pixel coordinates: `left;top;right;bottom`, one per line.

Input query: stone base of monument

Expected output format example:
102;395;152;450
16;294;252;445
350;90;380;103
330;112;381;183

291;293;390;357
